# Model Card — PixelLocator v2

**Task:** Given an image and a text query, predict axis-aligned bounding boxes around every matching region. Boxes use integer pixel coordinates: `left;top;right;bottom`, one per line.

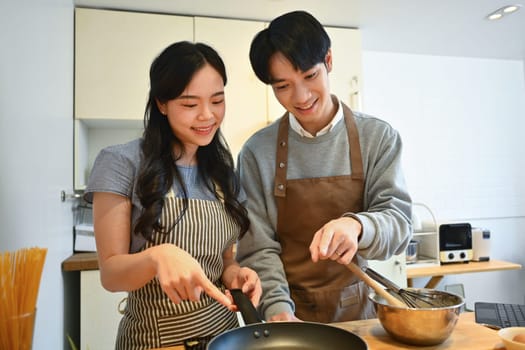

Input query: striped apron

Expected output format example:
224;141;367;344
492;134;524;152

115;190;239;349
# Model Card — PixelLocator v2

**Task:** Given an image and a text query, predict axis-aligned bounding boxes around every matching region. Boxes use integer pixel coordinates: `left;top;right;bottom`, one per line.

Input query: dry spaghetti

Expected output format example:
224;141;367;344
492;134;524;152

0;247;47;350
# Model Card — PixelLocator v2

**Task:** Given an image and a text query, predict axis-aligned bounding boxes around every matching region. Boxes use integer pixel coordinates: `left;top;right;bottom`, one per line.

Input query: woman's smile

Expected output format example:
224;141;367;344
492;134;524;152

192;123;216;136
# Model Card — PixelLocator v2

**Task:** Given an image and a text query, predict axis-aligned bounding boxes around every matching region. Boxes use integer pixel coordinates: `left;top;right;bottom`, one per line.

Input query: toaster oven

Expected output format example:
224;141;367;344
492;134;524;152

439;223;473;264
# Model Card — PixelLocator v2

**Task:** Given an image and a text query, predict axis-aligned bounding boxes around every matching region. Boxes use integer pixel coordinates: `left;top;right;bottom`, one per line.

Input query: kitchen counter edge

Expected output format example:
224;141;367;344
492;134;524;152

62;252;99;271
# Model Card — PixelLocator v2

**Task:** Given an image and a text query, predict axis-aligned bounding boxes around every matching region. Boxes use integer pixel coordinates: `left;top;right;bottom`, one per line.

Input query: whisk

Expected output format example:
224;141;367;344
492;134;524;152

363;266;453;308
346;262;406;307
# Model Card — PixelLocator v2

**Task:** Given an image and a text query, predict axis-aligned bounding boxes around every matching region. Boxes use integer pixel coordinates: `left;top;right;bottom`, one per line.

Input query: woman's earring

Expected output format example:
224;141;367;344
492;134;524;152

155;99;167;116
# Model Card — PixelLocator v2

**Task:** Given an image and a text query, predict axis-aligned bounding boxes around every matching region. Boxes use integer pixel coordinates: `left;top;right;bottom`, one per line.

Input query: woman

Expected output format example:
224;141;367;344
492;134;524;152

84;41;261;349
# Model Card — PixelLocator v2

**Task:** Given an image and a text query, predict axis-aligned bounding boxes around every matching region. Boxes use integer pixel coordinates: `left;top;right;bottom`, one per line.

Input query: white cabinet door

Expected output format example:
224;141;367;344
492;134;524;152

80;270;127;350
74;8;193;188
368;254;407;288
194;17;268;160
75;8;193;120
325;26;363;112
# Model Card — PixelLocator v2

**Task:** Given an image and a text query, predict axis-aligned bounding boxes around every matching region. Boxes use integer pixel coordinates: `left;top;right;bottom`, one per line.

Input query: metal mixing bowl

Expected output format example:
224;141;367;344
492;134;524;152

369;288;464;346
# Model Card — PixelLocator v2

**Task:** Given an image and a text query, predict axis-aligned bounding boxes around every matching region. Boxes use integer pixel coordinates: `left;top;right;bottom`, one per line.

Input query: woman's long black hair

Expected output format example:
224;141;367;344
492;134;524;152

134;41;249;241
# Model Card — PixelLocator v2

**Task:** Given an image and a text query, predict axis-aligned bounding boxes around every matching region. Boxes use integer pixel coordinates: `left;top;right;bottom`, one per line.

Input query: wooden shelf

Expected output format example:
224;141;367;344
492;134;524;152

407;259;521;278
407;259;522;288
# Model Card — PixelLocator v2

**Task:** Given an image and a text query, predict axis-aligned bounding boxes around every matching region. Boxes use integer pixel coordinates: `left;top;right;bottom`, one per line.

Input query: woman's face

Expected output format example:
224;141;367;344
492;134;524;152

157;63;225;162
268;50;334;135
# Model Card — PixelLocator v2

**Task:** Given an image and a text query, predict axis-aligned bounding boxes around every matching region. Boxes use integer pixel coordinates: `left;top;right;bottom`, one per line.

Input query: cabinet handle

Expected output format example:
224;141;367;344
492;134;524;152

349;76;360;111
60;190;82;202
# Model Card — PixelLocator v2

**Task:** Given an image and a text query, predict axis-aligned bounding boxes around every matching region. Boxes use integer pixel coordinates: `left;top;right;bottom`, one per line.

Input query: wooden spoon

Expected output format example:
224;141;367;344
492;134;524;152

346;262;406;308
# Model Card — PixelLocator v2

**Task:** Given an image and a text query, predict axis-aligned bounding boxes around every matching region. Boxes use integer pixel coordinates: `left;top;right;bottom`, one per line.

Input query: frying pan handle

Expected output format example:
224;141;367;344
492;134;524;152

230;289;264;325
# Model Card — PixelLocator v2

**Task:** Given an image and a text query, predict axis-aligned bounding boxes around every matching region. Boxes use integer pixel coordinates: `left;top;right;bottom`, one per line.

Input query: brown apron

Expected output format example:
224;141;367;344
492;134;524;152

274;104;376;323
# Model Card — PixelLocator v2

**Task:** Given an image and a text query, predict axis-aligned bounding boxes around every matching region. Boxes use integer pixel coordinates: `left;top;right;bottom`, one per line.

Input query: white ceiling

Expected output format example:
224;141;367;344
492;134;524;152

75;0;525;60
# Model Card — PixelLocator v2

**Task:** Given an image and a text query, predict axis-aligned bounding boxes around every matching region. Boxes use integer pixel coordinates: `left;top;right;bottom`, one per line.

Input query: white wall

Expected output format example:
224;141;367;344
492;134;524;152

0;0;75;349
361;51;525;308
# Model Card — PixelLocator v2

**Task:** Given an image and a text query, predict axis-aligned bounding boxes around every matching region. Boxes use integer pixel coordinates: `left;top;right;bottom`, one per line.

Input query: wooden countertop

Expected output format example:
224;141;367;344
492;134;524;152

153;312;505;350
332;312;504;350
62;252;98;271
64;254;516;348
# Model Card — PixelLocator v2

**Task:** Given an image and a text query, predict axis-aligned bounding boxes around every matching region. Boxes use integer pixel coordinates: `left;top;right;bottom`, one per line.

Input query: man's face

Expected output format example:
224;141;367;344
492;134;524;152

268;50;334;132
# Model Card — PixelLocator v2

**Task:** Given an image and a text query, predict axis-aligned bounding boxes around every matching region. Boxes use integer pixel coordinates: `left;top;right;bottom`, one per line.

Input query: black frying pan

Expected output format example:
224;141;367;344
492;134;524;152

206;289;368;350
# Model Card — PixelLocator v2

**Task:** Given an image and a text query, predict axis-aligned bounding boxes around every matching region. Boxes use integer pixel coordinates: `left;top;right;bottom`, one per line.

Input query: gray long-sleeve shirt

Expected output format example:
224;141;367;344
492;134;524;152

236;102;412;320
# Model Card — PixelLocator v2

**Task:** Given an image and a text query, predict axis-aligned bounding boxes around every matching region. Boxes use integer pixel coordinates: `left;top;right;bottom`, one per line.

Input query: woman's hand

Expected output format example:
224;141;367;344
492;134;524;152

221;244;262;310
151;243;233;309
227;266;262;308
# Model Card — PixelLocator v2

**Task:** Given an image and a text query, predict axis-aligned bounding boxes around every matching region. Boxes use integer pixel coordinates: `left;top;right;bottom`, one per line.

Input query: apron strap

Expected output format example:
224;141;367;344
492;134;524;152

342;104;364;180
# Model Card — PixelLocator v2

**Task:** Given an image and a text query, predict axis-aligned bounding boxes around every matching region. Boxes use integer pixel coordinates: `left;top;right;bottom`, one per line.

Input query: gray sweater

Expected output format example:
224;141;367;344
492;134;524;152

236;104;412;320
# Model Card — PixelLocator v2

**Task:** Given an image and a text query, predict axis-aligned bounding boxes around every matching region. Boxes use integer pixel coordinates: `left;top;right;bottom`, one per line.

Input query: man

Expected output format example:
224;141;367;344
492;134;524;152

236;10;412;323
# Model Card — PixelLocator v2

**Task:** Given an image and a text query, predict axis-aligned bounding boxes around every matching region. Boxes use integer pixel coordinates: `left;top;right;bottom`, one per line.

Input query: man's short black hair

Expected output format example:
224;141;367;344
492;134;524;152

249;10;331;84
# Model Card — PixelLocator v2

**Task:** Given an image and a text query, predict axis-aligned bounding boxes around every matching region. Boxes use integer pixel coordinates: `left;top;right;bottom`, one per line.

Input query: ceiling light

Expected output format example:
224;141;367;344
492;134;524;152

485;4;522;20
503;5;520;13
488;12;503;20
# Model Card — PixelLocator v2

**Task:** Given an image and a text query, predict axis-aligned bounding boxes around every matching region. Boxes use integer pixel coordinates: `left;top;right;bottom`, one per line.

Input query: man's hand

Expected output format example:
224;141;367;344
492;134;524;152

268;311;302;322
309;217;362;264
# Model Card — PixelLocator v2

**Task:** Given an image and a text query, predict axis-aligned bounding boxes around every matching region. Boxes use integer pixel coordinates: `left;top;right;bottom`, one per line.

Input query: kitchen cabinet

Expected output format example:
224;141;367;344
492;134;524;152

369;255;407;287
75;8;193;120
74;8;194;189
325;26;363;112
80;270;126;350
74;10;268;190
194;17;268;159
